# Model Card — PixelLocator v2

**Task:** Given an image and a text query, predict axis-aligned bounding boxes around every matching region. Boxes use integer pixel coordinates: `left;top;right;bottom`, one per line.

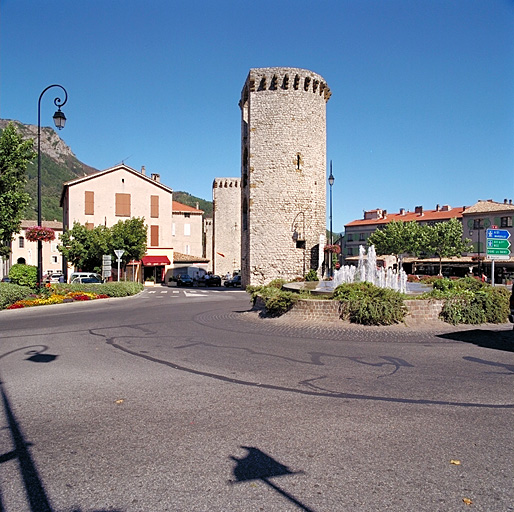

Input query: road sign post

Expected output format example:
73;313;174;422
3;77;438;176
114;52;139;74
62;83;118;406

486;229;511;285
114;250;125;282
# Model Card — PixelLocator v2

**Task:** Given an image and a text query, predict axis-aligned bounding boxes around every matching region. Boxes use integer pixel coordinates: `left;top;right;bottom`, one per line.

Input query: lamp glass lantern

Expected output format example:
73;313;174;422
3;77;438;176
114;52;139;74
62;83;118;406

53;109;66;130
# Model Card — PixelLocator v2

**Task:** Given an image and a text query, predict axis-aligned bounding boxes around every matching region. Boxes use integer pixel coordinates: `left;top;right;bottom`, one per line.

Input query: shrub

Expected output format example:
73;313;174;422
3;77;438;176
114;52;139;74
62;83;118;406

305;269;319;282
0;282;33;309
333;282;407;326
50;281;144;297
439;287;509;325
8;264;38;288
247;283;301;317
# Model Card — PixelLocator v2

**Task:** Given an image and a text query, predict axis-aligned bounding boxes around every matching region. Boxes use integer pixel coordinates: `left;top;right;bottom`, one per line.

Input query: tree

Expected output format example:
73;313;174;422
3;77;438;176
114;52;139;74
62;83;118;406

421;218;471;275
0;123;35;258
109;218;147;270
58;222;111;272
58;218;147;274
367;220;422;268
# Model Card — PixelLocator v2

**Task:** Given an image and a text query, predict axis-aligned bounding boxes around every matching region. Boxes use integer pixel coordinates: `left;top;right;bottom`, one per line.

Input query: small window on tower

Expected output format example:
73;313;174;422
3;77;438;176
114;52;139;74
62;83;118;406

295;153;303;171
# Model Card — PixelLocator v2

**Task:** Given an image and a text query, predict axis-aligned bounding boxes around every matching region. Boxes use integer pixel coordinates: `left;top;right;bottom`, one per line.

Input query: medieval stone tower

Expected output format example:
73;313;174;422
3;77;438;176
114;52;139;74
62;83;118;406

212;178;241;277
240;67;331;286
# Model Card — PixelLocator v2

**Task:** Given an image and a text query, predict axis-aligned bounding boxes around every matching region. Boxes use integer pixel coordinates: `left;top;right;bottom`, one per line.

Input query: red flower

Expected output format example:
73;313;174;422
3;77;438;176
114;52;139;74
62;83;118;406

25;226;56;243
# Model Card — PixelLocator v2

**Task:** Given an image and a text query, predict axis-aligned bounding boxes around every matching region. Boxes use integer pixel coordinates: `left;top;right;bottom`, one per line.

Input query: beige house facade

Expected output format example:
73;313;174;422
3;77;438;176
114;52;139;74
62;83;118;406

172;201;204;258
6;220;63;278
61;164;174;283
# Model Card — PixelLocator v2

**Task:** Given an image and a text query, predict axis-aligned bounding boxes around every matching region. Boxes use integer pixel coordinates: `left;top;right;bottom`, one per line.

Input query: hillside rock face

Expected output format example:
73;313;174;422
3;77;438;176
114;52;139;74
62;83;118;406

0;119;97;176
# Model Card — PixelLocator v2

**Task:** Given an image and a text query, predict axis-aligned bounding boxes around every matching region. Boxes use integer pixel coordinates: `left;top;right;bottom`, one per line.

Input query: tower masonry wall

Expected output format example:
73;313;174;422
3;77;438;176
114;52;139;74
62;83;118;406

240;67;330;286
212;178;241;277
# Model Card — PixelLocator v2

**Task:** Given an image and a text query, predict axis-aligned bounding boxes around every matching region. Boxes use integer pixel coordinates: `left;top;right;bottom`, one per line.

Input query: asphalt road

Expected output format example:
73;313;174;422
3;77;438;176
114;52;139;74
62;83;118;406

0;287;513;512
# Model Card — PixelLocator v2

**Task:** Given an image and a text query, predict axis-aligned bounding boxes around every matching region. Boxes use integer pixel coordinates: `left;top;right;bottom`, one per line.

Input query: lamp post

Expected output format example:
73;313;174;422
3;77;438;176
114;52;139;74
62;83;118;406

37;85;67;286
328;160;335;277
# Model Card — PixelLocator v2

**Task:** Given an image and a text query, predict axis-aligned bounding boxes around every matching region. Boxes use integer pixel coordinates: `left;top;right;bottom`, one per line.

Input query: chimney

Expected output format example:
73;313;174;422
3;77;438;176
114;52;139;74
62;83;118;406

415;206;423;215
151;173;160;182
510;199;513;205
504;199;508;204
141;166;146;175
436;204;440;211
196;202;199;210
399;208;405;215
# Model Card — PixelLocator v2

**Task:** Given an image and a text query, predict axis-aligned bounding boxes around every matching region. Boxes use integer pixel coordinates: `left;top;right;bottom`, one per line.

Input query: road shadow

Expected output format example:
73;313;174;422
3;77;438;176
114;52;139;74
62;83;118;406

437;328;514;352
229;446;316;512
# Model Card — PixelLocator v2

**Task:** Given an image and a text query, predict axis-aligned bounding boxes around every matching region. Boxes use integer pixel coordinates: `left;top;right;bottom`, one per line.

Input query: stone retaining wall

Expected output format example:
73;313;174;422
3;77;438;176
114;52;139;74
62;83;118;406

255;297;444;323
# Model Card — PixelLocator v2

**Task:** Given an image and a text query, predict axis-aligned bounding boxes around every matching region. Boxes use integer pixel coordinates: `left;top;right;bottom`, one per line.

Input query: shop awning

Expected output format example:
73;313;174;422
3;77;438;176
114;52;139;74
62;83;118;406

142;255;171;266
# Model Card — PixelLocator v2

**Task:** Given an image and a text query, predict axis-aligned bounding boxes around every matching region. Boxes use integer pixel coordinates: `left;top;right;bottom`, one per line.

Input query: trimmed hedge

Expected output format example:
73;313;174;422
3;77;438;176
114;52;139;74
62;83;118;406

50;281;144;297
8;264;38;289
333;282;407;326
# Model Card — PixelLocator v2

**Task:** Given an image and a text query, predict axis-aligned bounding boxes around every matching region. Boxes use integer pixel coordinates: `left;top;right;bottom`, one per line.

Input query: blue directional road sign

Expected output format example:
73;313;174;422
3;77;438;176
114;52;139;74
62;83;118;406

486;229;511;240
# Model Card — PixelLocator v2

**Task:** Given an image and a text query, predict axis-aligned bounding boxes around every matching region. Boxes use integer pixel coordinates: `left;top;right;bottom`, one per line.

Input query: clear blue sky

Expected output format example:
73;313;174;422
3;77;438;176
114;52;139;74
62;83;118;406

1;0;513;232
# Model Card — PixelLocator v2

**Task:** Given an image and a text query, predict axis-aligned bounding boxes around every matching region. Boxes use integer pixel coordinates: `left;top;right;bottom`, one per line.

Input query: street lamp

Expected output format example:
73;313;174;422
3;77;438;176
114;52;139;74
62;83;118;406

328;160;335;277
37;85;68;286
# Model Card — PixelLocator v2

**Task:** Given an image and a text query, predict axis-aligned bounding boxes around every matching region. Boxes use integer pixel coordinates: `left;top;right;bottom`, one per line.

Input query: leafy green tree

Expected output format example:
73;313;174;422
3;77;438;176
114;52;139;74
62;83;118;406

58;218;147;274
367;220;422;268
109;218;147;270
421;218;471;275
58;222;111;272
0;123;35;257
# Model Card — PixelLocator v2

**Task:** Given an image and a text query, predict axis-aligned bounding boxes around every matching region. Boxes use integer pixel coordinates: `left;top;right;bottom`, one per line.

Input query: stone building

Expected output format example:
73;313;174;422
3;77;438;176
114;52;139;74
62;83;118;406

240;67;331;286
212;178;241;277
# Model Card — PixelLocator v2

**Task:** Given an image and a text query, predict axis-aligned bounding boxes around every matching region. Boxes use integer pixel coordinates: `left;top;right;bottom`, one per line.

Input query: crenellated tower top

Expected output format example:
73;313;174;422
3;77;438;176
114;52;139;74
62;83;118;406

240;67;331;107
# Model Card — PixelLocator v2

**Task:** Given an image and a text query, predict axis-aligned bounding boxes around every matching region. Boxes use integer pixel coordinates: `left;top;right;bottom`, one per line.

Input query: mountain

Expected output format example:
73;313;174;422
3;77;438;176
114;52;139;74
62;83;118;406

173;191;213;218
0;120;214;221
0;119;98;221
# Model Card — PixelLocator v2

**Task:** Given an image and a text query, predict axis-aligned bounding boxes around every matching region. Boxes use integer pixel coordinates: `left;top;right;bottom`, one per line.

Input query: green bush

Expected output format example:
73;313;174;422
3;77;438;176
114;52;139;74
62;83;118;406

247;283;301;317
8;264;38;289
0;282;33;309
50;281;144;297
439;287;509;325
305;269;319;282
333;282;407;325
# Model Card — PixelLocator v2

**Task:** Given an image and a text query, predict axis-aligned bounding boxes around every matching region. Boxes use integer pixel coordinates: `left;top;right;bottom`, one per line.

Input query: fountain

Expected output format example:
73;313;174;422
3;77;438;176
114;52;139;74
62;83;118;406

315;245;408;294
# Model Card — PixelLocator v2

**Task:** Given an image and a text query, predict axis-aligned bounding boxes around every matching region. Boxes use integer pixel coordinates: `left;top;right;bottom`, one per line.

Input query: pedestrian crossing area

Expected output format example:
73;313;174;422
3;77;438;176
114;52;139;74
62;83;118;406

141;288;245;299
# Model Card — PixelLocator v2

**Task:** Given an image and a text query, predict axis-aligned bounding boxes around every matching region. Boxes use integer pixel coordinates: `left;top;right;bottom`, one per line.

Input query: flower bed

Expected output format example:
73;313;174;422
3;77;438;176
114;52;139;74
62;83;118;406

6;291;108;309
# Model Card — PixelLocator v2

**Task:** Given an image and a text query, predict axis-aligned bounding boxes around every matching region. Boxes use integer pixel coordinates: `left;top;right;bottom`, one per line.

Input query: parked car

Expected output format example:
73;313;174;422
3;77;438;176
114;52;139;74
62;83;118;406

509;287;514;329
69;272;103;284
1;277;10;283
224;275;242;287
176;274;194;287
205;274;222;287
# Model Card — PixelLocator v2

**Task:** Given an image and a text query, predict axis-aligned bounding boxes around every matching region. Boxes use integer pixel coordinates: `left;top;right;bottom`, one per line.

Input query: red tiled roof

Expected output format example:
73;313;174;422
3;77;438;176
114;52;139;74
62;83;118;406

172;201;203;214
345;207;466;227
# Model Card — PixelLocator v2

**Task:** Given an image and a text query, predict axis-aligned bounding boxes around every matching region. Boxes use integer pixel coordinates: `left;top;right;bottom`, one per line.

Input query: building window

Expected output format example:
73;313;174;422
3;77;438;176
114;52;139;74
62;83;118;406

85;191;94;215
51;255;58;264
184;244;190;255
184;223;191;236
473;219;483;230
115;193;131;217
150;225;159;247
150;195;159;218
18;236;24;248
85;223;94;231
51;243;58;252
359;233;365;241
347;248;353;256
500;216;513;228
347;234;353;242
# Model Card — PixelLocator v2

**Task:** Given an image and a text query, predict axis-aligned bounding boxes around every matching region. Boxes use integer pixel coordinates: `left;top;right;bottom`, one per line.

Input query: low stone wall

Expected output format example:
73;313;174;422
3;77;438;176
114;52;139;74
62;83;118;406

255;297;444;324
403;299;444;322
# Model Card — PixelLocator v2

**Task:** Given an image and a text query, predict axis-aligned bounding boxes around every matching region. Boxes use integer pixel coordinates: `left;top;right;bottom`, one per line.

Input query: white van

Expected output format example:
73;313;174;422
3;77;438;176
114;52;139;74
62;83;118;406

69;272;103;284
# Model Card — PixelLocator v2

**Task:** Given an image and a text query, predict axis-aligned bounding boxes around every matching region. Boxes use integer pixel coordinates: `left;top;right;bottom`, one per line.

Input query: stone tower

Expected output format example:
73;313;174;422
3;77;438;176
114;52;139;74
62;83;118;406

239;67;331;286
212;178;241;277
